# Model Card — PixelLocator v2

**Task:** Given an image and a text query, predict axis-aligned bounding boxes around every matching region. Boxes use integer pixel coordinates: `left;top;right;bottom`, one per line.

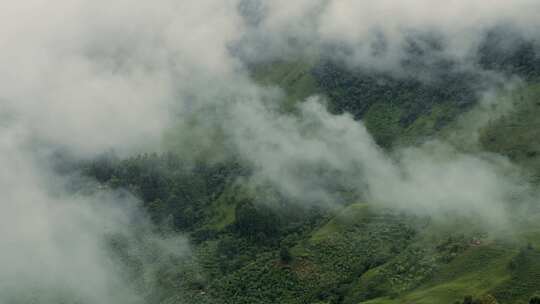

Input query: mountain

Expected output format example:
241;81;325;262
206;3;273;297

82;44;540;304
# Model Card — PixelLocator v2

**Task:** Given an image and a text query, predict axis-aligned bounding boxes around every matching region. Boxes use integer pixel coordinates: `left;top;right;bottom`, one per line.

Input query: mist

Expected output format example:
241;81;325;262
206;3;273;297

0;1;241;302
1;0;539;302
238;0;540;76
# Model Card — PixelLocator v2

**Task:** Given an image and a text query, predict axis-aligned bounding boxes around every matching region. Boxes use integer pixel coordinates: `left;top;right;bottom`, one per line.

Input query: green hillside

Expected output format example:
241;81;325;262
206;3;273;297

480;82;540;180
83;60;540;304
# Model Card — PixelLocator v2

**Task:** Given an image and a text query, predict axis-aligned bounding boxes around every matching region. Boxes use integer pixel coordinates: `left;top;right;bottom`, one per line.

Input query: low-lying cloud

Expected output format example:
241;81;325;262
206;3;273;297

0;0;539;302
238;0;540;77
0;1;238;302
0;125;191;303
228;96;525;228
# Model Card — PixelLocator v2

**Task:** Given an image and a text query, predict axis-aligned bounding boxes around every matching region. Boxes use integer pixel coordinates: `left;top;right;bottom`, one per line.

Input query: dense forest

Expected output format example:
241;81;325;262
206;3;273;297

3;1;540;304
74;38;540;304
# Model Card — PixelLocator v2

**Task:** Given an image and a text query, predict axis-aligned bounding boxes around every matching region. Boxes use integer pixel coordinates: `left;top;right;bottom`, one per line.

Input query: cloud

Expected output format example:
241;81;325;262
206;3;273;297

237;0;540;75
0;1;241;302
0;125;192;303
226;95;527;229
0;0;244;157
0;1;538;302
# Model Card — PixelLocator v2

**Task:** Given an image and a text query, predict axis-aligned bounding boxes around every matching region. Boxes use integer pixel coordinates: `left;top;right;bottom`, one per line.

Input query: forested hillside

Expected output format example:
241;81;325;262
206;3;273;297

78;40;540;304
3;1;540;304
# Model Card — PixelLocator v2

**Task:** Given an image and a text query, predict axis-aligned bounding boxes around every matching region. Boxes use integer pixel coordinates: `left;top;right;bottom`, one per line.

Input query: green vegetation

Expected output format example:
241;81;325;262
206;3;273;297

480;82;540;180
252;60;319;112
83;149;540;303
81;57;540;304
251;59;476;148
313;61;477;148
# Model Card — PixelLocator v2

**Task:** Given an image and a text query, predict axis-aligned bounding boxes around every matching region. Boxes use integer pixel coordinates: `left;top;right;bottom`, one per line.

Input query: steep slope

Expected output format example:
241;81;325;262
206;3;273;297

480;82;540;180
83;60;540;304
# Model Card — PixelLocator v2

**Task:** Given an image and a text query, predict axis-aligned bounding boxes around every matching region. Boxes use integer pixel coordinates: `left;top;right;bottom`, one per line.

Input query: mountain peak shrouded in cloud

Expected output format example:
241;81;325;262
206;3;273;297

1;1;540;303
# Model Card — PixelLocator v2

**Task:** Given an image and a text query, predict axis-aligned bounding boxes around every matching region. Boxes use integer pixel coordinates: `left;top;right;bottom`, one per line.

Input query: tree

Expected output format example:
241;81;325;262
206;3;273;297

530;296;540;304
233;201;279;241
279;247;292;264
